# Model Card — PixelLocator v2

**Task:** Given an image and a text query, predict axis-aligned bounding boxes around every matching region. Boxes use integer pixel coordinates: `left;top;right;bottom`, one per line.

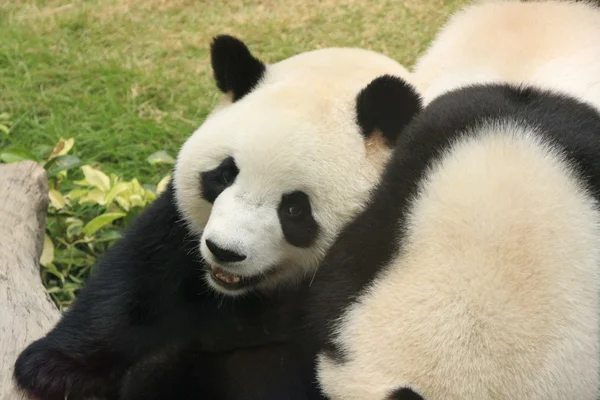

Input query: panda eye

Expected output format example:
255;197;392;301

279;191;311;221
221;168;236;185
286;204;303;217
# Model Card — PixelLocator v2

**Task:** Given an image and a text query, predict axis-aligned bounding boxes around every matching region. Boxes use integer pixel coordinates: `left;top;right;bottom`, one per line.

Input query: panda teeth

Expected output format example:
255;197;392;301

212;267;241;284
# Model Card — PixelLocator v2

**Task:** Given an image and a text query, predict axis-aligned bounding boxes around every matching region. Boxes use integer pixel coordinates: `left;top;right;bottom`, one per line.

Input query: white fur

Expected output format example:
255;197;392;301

174;47;412;295
412;0;600;108
317;122;600;399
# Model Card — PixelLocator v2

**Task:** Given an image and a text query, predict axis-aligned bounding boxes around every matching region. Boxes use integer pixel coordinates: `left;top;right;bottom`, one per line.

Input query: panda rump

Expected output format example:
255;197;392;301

307;83;600;400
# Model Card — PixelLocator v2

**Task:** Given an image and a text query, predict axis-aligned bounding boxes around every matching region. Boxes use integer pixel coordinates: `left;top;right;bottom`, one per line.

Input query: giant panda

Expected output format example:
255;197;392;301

13;35;422;400
412;0;600;108
305;81;600;400
302;2;600;399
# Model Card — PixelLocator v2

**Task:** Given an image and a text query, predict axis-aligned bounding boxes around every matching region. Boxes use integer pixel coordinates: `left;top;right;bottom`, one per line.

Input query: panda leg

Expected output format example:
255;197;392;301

120;344;326;400
119;347;223;400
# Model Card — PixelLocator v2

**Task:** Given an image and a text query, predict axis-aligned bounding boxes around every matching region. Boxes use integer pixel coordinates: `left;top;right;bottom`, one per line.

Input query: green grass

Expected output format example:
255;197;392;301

1;0;470;185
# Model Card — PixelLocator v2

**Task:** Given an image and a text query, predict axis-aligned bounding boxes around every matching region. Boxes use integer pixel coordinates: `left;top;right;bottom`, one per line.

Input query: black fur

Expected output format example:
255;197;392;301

201;156;239;203
387;388;425;400
14;182;321;400
210;35;266;102
278;191;319;248
120;343;321;400
356;74;422;145
305;83;600;371
13;70;424;400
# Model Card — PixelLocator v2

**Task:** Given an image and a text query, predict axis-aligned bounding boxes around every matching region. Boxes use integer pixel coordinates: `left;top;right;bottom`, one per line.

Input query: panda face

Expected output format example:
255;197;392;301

173;36;421;296
175;97;377;295
196;142;323;294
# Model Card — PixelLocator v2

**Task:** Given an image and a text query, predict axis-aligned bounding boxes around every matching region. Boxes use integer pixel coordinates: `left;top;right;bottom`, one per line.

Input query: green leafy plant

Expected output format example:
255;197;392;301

1;136;172;310
0;113;11;136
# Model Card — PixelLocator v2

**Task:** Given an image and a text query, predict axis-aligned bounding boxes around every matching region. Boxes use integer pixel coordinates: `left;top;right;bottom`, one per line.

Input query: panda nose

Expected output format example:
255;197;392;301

205;239;247;263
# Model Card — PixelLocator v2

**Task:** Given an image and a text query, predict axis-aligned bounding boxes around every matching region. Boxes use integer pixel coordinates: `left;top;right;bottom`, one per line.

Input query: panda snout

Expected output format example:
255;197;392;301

205;239;247;263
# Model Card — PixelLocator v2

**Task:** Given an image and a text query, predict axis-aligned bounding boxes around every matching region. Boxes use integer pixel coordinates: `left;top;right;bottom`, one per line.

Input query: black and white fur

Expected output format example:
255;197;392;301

412;0;600;109
306;82;600;399
302;3;600;398
175;38;420;297
13;36;422;400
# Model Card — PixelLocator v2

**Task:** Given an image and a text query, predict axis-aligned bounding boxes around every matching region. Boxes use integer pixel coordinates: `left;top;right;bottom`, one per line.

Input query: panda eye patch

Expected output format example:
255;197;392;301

200;156;239;203
278;191;319;248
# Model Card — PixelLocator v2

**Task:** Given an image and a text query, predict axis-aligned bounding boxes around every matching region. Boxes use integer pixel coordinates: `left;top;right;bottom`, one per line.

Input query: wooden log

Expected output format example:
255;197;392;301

0;161;59;400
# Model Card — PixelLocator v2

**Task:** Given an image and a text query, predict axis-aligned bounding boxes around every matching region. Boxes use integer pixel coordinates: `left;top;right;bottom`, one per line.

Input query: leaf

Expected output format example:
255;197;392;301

114;196;130;211
70;237;95;246
42;263;65;284
65;216;83;225
47;138;75;161
105;182;129;206
48;189;68;209
0;113;10;135
73;178;90;186
80;165;110;192
54;246;90;265
0;147;39;163
45;155;81;177
129;194;144;208
95;229;122;243
40;234;55;267
144;191;157;204
82;212;126;236
56;170;68;180
66;188;89;201
156;174;171;194
65;217;84;239
75;264;94;279
79;188;107;206
129;178;143;195
147;150;175;165
62;282;83;293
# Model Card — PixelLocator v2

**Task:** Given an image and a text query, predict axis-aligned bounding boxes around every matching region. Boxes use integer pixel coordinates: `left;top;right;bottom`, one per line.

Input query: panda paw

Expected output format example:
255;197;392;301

14;338;118;400
119;349;216;400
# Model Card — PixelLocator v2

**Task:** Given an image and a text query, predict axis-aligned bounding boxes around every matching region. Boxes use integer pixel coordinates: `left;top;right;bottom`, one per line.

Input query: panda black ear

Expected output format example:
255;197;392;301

356;75;422;146
210;35;267;102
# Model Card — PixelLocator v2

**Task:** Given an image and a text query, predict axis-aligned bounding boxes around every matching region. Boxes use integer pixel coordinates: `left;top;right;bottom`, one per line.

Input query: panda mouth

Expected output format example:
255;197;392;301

208;266;265;290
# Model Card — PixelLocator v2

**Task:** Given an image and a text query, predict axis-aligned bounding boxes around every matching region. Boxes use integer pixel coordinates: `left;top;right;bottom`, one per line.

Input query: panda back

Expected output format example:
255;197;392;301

311;84;600;400
412;0;600;109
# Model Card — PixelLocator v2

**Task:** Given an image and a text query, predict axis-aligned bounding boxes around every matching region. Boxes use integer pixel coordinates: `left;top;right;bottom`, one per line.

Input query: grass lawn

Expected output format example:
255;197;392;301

1;0;470;186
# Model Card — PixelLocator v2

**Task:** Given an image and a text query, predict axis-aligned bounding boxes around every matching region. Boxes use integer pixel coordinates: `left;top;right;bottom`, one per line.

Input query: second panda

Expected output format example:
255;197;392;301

306;80;600;400
302;2;600;398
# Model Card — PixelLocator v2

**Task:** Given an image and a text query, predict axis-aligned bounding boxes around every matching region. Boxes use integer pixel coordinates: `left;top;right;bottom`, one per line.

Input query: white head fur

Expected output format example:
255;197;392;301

173;36;421;296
